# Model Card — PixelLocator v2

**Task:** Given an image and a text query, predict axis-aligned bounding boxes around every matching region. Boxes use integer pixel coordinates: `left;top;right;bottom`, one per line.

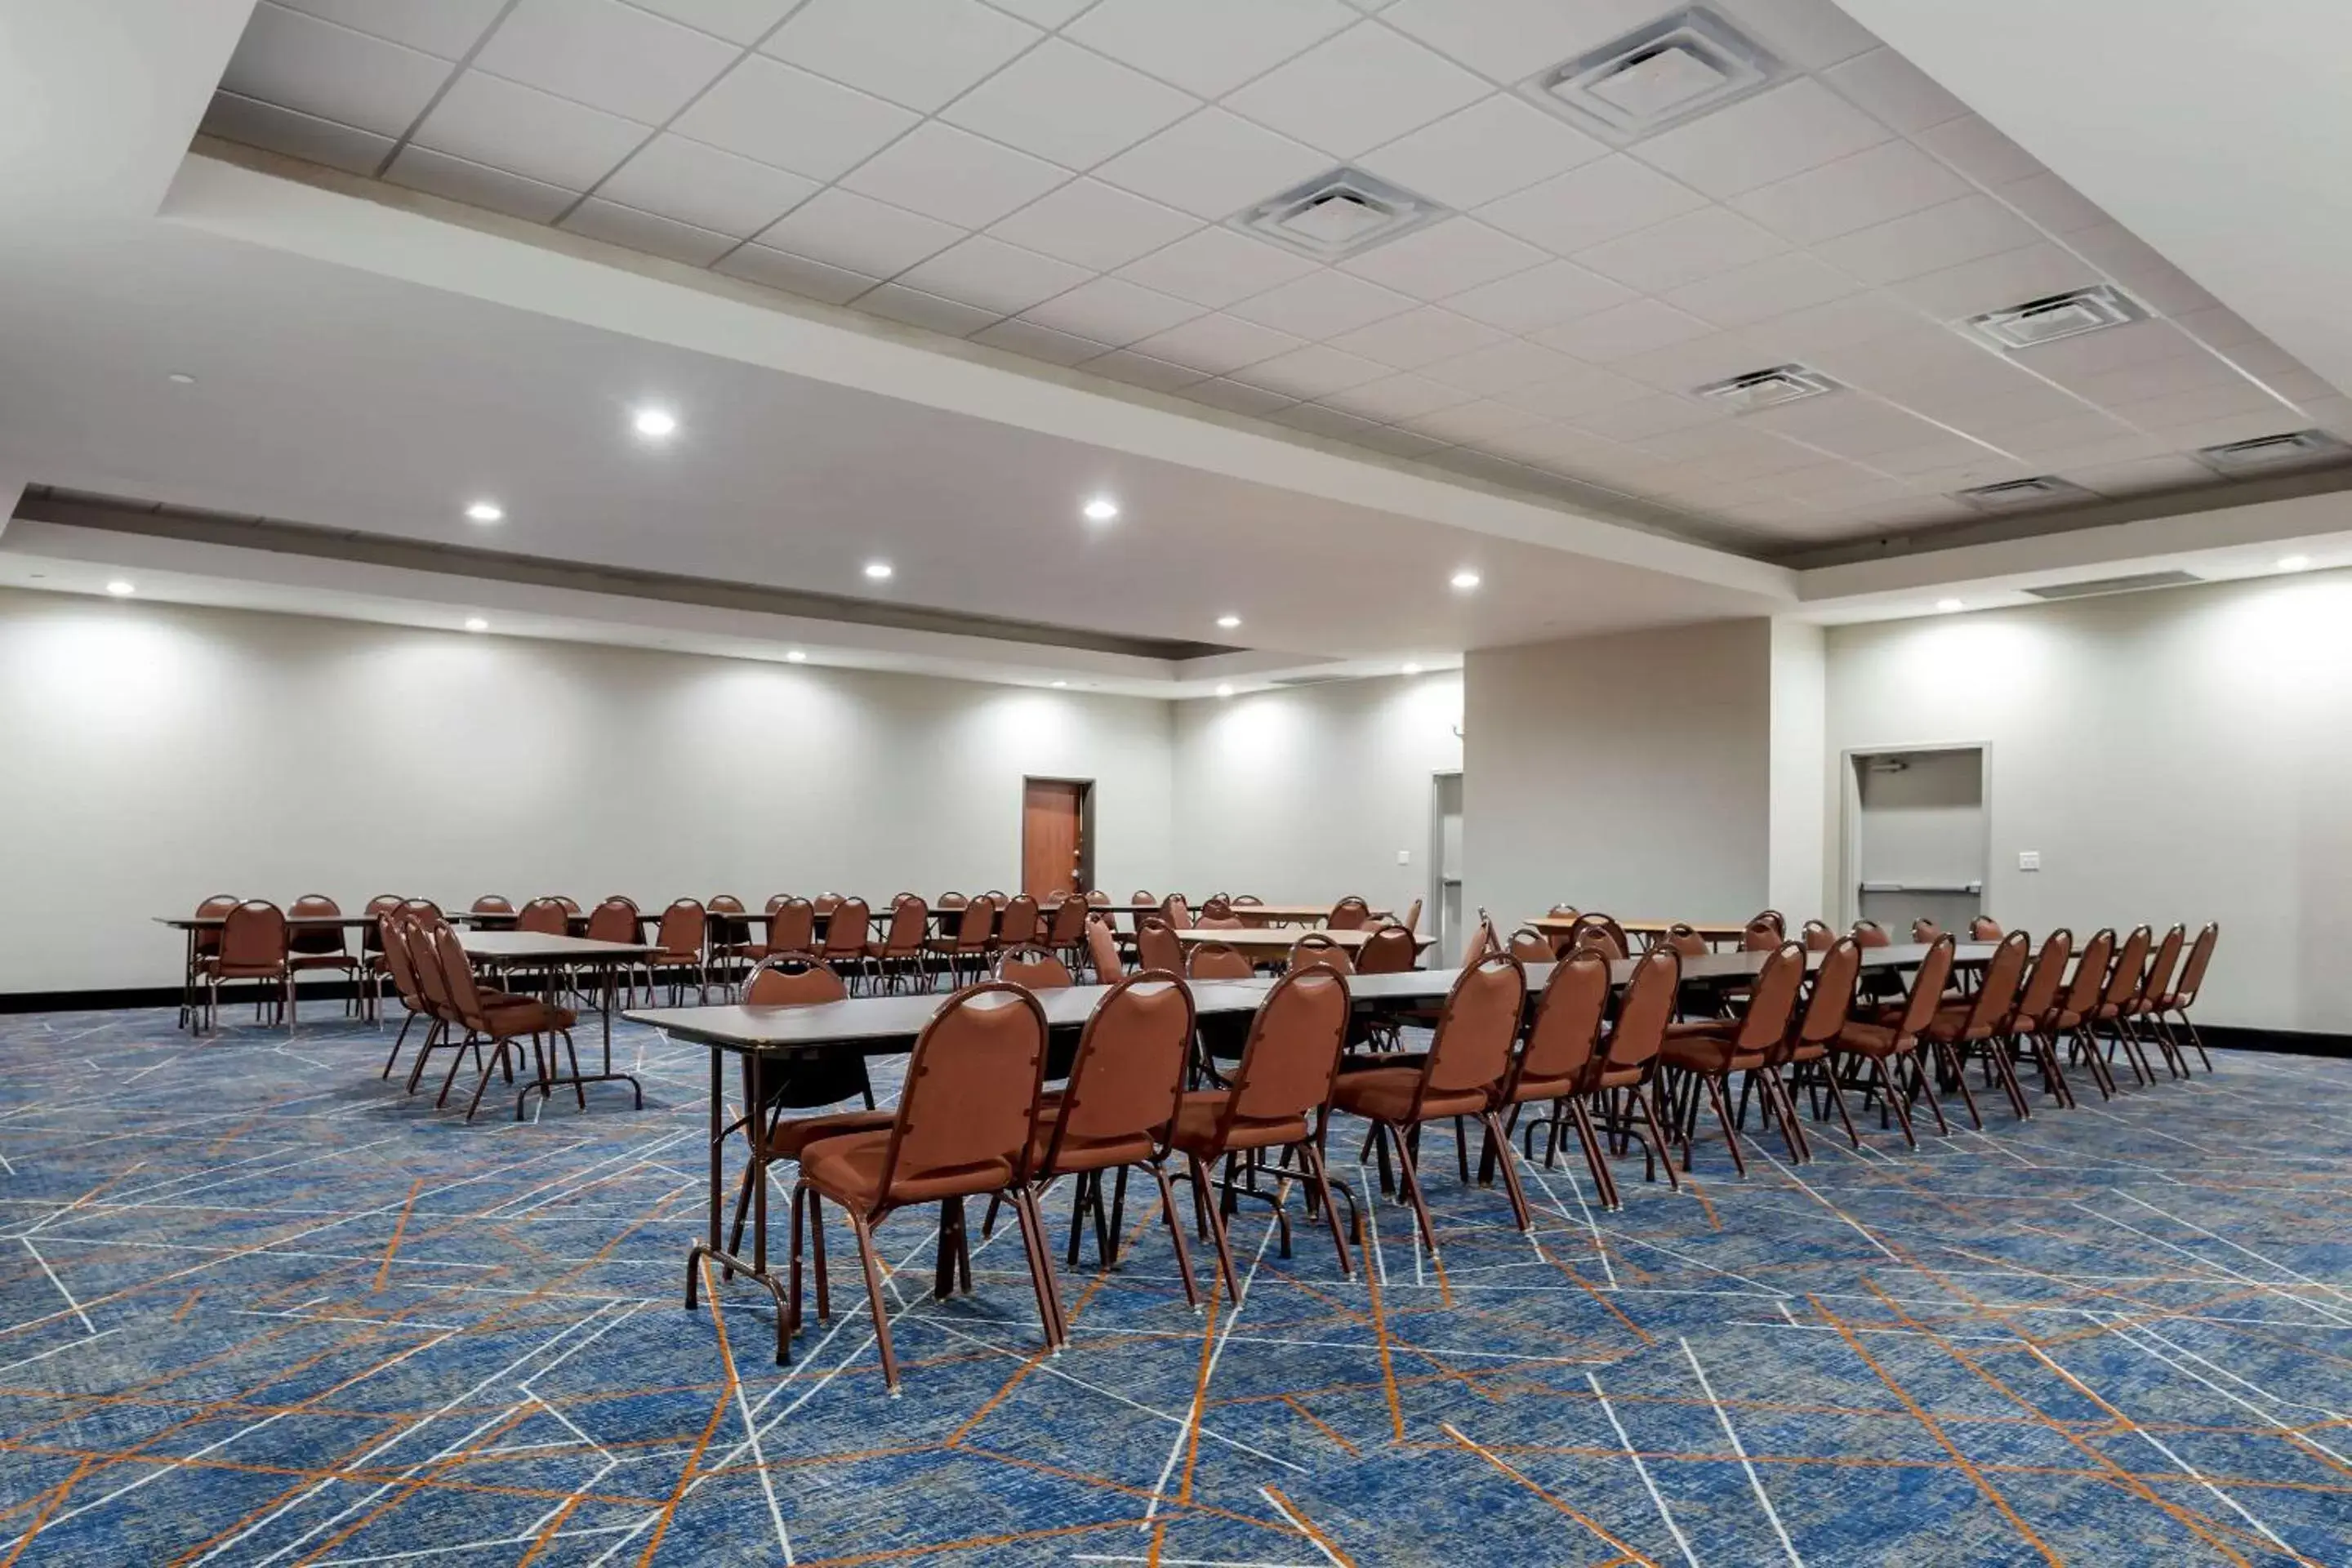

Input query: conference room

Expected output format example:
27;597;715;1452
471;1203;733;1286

2;1;2346;1562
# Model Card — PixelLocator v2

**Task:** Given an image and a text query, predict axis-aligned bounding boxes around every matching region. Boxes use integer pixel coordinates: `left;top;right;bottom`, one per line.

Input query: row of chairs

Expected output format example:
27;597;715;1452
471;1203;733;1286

372;907;581;1121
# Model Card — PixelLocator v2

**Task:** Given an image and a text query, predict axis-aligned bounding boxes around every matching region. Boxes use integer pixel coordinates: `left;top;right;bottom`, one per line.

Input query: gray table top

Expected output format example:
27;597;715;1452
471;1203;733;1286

460;932;661;960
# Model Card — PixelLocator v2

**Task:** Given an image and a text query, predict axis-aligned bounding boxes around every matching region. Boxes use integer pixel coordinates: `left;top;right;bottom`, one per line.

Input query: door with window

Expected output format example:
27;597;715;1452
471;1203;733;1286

1022;777;1092;901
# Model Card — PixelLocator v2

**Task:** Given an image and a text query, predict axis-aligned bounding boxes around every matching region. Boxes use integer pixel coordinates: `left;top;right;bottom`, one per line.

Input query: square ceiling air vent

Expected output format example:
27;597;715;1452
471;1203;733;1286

1527;7;1784;142
1964;284;2146;350
2197;428;2352;472
1694;363;1838;412
1955;475;2096;510
1234;168;1444;261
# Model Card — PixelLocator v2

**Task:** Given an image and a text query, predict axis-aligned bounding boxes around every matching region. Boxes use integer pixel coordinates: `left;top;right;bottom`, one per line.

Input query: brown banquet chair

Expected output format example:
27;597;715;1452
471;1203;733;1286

766;896;817;958
1659;941;1810;1175
201;899;292;1031
816;896;873;992
870;894;930;994
1134;915;1183;976
1925;930;2034;1118
1995;929;2081;1109
1326;895;1371;931
2125;924;2191;1076
1355;924;1417;975
426;921;580;1122
706;895;755;991
1969;915;2004;941
1781;937;1865;1151
728;956;884;1267
287;894;363;1016
998;944;1074;990
1801;919;1834;952
2087;924;2158;1086
2043;927;2118;1101
1085;914;1125;982
1186;941;1254;981
1911;917;1944;943
1829;937;1959;1143
517;896;570;936
930;891;997;987
1508;926;1553;964
646;898;711;1005
1043;893;1089;973
2148;920;2217;1073
997;893;1042;951
1287;933;1354;974
357;892;403;1020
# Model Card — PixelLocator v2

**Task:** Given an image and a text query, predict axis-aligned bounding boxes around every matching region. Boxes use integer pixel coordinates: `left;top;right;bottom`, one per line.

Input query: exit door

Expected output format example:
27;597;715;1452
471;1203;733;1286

1022;777;1092;901
1848;747;1987;934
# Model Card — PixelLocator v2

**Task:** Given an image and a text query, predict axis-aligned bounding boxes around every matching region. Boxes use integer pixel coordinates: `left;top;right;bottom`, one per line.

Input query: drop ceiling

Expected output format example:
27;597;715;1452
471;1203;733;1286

202;0;2352;555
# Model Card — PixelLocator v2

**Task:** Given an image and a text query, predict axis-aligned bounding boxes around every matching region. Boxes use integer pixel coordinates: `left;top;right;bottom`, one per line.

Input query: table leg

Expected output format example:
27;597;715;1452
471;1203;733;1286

686;1041;791;1364
518;960;643;1118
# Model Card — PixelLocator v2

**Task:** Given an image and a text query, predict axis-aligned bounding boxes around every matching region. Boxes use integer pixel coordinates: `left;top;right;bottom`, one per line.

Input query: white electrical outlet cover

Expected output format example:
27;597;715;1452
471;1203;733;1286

2017;851;2041;871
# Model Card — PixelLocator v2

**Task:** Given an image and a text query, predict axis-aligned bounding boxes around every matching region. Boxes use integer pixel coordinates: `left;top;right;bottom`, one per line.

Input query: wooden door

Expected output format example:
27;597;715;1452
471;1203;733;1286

1022;778;1087;900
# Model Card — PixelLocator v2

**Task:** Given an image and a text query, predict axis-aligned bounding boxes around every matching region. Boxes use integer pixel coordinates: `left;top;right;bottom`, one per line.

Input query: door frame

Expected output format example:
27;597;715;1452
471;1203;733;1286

1838;741;1992;929
1428;768;1463;956
1021;775;1096;896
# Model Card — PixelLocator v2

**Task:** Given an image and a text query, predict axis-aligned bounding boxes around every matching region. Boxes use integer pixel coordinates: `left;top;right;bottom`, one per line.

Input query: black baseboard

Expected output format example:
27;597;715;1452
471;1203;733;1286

0;979;372;1015
2198;1025;2352;1059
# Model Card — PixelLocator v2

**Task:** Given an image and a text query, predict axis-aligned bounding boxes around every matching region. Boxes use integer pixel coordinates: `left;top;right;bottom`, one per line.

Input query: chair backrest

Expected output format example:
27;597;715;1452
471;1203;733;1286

1085;889;1110;906
1508;926;1553;964
2100;924;2151;1011
880;895;928;953
1962;931;2033;1034
378;911;426;1009
518;897;570;936
220;900;287;968
1742;916;1783;951
998;893;1041;947
586;897;638;944
1047;973;1196;1160
1801;919;1833;952
1085;915;1124;980
471;894;514;915
1044;895;1088;947
1187;942;1255;981
600;894;639;911
1355;924;1417;974
557;895;581;913
710;898;747;943
2014;929;2073;1019
426;921;505;1030
1792;937;1864;1049
192;893;240;956
998;946;1073;989
1517;949;1611;1086
1196;915;1245;930
1162;893;1193;929
1135;916;1183;974
1461;908;1500;965
1969;915;2003;941
744;953;849;1006
2140;924;2185;1005
1601;947;1679;1071
1731;942;1809;1053
1127;889;1153;906
955;893;1000;954
1911;918;1943;942
2060;928;2115;1016
1888;937;1958;1038
398;916;455;1021
1851;920;1891;949
1401;896;1422;933
402;898;443;918
821;898;872;960
1232;893;1263;906
1422;953;1528;1098
2175;922;2219;1003
813;893;841;915
765;893;791;914
1224;966;1351;1126
657;899;706;958
869;983;1050;1205
1748;909;1786;936
1548;902;1579;920
1288;933;1355;975
1664;922;1708;959
1569;924;1625;961
1041;889;1066;909
1327;895;1371;930
937;890;968;910
1199;895;1232;921
289;894;345;955
1570;913;1625;959
709;893;746;914
768;897;816;952
360;893;402;954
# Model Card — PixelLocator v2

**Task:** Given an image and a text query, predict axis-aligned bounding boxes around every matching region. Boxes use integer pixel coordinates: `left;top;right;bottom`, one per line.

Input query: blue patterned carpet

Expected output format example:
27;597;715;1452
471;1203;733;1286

0;1002;2347;1566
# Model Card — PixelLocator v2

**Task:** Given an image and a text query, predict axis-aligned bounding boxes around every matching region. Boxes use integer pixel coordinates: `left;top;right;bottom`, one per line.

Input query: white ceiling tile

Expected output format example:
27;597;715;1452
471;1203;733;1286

979;0;1093;25
988;180;1200;273
1913;114;2046;187
672;56;919;182
629;0;805;46
1633;80;1891;200
412;71;648;189
1066;0;1356;98
1744;289;1925;354
1636;421;1824;479
1663;251;1857;328
1183;377;1299;416
855;282;1002;335
2170;305;2269;354
942;38;1198;168
474;0;736;123
202;92;395;176
383;145;577;223
1225;269;1417;338
1561;392;1722;442
1820;47;1969;135
969;317;1115;365
1814;194;2042;286
223;4;453;137
2034;350;2237;409
1082;350;1209;392
764;0;1040;114
2209;340;2333;403
1419;338;1587;394
896;235;1095;314
1496;361;1652;418
2149;409;2310;450
1323;372;1473;421
595;134;817;238
1405;399;1547;443
1379;0;1661;82
1322;305;1506;368
1267;403;1384;444
840;122;1070;229
1476;156;1707;255
1092;108;1331;220
1114;226;1317;308
1020;275;1204;345
1356;95;1605;209
1984;409;2140;456
2064;455;2221;497
1729;140;1972;246
1336;219;1548;300
1714;0;1878;69
276;0;507;59
713;243;880;304
2063;222;2221;314
1232;343;1392;399
1609;328;1793;394
1441;258;1635;333
1886;242;2102;321
1573;207;1788;292
1348;423;1452;459
560;198;738;265
1129;313;1304;375
1993;172;2109;237
1534;297;1716;363
2106;380;2294;432
1221;22;1489;159
755;187;963;276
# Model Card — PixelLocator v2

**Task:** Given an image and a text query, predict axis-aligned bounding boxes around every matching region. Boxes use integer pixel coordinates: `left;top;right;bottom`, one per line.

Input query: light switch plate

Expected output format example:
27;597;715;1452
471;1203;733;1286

2017;850;2041;871
1396;849;1411;865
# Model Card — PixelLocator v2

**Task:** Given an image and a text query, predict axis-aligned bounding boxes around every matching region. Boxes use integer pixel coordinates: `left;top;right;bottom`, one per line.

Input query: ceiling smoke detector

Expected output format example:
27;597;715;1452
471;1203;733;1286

2197;429;2352;472
1955;475;2096;510
1235;168;1445;261
1694;364;1838;412
1526;7;1784;141
1963;284;2146;350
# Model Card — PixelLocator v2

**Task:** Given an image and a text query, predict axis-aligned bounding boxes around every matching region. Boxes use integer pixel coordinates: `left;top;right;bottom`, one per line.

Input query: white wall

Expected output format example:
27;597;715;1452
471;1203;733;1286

1170;671;1462;923
1463;620;1774;936
1826;570;2352;1031
0;589;1174;991
1767;618;1830;924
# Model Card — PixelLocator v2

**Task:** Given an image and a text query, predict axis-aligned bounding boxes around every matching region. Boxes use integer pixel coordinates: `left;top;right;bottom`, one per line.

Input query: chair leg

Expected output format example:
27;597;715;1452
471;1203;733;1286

1812;1061;1861;1150
1298;1140;1354;1280
1481;1111;1531;1231
844;1211;899;1394
1147;1161;1204;1308
2175;1009;2213;1071
1700;1074;1748;1178
1870;1056;1917;1149
786;1183;806;1338
2029;1031;2075;1108
1187;1153;1241;1302
1015;1188;1067;1351
1568;1098;1620;1209
380;1009;416;1080
1932;1042;1984;1128
1386;1124;1441;1255
462;1038;510;1121
1899;1052;1946;1136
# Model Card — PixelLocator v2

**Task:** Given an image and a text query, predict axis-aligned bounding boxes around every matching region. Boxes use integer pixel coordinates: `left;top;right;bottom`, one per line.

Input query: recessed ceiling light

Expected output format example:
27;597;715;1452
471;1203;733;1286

1216;613;1241;630
1215;683;1234;698
863;560;893;581
1051;679;1069;688
1936;598;1964;612
631;406;678;439
104;579;136;597
2278;555;2313;572
463;616;488;632
166;372;196;386
1083;497;1119;523
785;649;807;662
1401;662;1423;675
465;500;504;523
1450;569;1481;590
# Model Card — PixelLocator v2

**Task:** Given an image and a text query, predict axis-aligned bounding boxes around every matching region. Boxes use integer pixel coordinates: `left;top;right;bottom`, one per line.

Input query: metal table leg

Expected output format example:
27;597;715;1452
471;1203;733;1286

686;1042;791;1363
518;960;644;1119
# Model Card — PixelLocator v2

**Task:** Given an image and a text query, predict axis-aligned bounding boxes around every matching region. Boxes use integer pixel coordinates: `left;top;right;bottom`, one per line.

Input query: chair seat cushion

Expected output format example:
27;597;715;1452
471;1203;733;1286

1659;1030;1770;1074
1332;1067;1487;1123
1506;1070;1579;1103
769;1108;894;1162
1169;1090;1307;1155
1031;1103;1157;1172
800;1129;1014;1205
481;996;577;1034
1834;1020;1905;1056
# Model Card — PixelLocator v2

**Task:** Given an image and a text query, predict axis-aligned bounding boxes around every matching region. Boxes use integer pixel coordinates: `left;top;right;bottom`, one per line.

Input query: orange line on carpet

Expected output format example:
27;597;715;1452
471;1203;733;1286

1263;1486;1357;1566
0;1455;96;1568
372;1178;424;1294
1283;1396;1360;1456
1441;1423;1656;1566
634;1261;741;1567
1544;1254;1655;1346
